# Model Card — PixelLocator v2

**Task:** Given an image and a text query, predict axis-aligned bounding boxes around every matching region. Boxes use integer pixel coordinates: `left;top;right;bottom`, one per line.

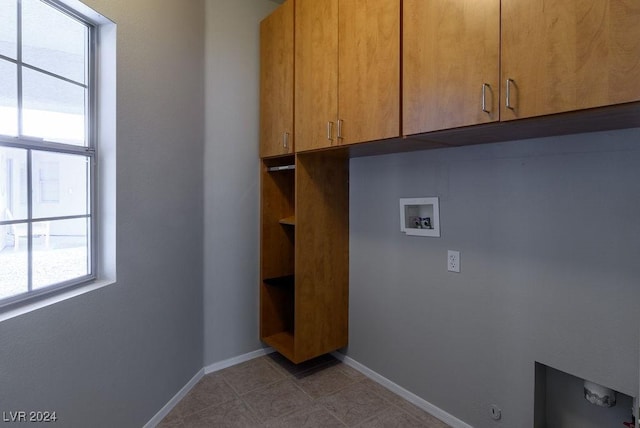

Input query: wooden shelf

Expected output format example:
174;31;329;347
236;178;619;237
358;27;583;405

278;216;296;226
262;331;295;362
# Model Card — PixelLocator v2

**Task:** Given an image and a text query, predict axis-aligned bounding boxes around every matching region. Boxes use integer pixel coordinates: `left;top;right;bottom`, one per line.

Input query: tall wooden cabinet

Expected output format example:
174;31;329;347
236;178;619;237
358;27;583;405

501;0;640;120
295;0;400;151
259;0;640;364
260;0;294;158
260;0;350;365
260;154;349;364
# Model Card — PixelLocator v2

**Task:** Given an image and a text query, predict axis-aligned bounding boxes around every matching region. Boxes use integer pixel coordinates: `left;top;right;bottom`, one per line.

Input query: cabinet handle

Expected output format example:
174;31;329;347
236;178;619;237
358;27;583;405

327;121;333;141
337;119;343;140
481;83;490;114
505;78;515;110
283;132;289;149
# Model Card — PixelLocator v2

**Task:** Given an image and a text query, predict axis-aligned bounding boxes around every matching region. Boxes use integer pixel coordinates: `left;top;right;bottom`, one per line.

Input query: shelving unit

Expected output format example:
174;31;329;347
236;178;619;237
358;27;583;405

260;152;349;363
260;156;296;360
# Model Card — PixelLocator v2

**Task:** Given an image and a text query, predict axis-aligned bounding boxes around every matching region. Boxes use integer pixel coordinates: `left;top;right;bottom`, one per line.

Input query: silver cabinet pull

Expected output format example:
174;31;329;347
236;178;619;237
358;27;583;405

482;83;490;114
283;132;289;149
505;78;515;110
337;119;343;140
327;121;334;141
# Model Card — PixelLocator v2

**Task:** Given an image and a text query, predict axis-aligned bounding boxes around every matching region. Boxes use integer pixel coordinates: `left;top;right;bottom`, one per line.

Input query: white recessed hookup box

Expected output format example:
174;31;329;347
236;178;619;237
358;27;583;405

399;197;440;237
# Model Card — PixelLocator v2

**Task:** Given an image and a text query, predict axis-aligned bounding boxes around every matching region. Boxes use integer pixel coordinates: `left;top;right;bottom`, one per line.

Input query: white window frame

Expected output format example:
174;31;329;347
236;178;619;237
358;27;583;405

0;0;98;309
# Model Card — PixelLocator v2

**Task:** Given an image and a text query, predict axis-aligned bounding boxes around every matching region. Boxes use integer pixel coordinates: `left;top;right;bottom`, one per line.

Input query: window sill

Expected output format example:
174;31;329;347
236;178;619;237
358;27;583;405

0;278;116;323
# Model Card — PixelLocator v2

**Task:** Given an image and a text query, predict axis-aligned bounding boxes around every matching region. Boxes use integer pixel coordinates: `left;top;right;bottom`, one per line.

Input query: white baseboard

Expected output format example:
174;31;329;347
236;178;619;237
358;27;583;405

143;368;204;428
145;347;274;427
332;352;473;428
203;347;274;374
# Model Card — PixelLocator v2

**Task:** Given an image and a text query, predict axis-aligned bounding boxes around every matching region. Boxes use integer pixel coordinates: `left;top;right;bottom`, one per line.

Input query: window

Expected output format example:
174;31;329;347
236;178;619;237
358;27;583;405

0;0;95;307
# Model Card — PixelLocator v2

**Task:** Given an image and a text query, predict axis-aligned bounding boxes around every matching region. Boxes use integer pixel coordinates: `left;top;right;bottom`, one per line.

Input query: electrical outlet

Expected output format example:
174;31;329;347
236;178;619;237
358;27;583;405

448;250;460;273
490;404;502;420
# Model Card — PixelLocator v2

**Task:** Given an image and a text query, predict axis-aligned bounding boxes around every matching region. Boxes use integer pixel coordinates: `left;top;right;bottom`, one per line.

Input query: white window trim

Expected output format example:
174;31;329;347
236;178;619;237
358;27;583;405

0;0;116;321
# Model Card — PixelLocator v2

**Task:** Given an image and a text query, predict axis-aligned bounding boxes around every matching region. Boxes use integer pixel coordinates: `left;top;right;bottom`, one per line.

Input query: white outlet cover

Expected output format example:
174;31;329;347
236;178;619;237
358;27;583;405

448;250;460;273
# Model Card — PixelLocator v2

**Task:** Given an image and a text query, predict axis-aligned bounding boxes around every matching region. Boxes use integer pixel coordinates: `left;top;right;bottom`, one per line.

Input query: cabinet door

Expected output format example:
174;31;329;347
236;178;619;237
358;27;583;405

260;1;294;158
501;0;640;121
295;0;339;152
338;0;400;145
403;0;500;135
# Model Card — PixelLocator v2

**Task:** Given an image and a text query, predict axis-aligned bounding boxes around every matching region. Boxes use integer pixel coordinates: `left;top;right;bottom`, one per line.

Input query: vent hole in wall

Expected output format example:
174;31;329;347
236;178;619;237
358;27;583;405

534;362;635;428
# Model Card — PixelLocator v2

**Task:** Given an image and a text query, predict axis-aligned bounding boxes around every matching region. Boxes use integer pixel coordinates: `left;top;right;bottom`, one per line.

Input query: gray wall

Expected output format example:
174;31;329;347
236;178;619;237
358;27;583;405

203;0;277;365
0;0;205;426
348;128;640;428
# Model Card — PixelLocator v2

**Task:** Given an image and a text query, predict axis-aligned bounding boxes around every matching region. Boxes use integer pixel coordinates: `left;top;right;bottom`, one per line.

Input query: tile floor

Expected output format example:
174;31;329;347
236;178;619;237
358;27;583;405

157;353;451;428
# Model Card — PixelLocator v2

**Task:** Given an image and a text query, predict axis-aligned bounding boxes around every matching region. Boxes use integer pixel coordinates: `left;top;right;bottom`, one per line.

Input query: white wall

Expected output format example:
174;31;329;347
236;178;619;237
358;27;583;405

0;0;205;426
203;0;277;365
348;128;640;428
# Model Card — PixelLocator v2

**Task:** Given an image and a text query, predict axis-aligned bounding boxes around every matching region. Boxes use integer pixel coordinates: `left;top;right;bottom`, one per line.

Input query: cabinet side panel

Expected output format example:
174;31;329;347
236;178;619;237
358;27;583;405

295;152;349;361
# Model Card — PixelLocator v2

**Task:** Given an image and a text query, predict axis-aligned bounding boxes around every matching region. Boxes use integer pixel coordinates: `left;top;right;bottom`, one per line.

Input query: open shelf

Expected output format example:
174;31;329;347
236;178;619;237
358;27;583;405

278;216;296;226
262;331;295;361
261;157;295;280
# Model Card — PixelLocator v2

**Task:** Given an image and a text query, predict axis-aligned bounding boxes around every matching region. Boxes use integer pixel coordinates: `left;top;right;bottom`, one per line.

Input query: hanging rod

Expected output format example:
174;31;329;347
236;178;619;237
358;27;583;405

267;164;295;172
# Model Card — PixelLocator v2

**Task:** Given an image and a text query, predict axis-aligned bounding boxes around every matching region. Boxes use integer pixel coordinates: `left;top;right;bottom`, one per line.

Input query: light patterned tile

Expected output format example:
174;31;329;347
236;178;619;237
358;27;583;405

318;381;390;426
355;406;430;427
358;379;450;427
242;379;313;422
357;378;406;405
165;373;237;420
296;364;360;398
220;356;285;395
265;404;346;428
334;363;366;381
393;400;451;428
181;398;260;428
156;415;184;428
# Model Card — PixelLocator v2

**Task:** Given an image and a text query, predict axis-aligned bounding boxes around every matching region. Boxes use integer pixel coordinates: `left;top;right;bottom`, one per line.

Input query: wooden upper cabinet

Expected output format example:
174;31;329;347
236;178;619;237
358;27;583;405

501;0;640;121
403;0;500;135
295;0;400;151
260;0;294;158
338;0;400;145
295;0;339;152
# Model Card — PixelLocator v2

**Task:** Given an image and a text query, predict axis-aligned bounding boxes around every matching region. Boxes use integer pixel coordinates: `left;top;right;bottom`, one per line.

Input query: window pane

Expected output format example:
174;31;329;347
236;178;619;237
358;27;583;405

32;151;89;218
0;226;28;300
0;0;17;59
22;68;86;145
33;217;89;289
0;146;28;221
0;59;18;136
22;0;87;84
